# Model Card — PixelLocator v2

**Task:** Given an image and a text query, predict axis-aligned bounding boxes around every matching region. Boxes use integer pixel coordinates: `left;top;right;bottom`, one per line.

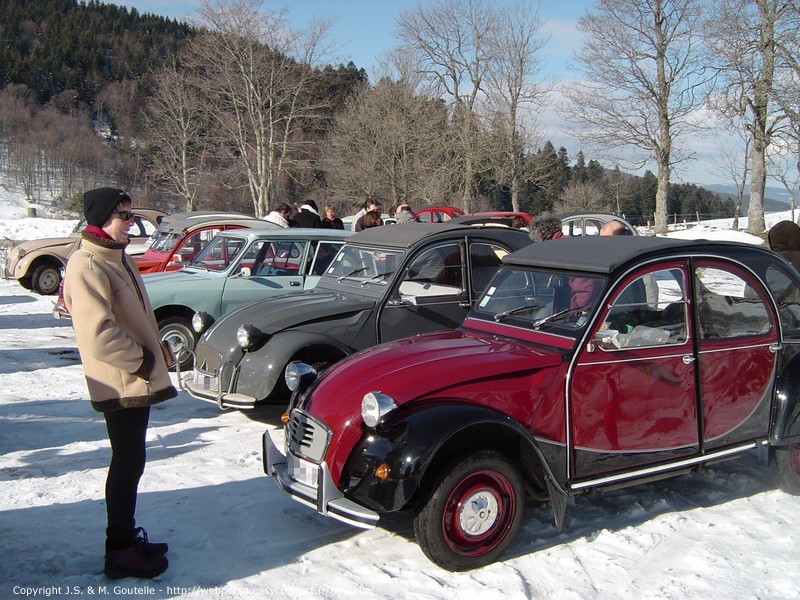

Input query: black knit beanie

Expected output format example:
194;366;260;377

83;188;131;227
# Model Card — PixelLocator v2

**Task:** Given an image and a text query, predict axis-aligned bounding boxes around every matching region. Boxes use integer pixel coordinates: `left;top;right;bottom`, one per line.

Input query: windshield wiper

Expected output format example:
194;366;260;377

493;303;544;322
360;271;395;286
533;304;591;328
337;267;368;282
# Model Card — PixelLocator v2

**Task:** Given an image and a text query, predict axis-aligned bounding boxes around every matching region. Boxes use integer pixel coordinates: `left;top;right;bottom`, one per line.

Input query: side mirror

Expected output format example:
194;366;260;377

238;266;252;278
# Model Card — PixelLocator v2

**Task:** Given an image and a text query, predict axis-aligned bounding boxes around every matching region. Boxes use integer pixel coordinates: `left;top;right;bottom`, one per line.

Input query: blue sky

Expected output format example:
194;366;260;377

125;0;590;75
123;1;739;187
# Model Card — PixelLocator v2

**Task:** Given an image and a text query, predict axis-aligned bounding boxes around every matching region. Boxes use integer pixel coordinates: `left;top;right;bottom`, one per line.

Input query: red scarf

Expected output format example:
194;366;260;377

85;224;113;240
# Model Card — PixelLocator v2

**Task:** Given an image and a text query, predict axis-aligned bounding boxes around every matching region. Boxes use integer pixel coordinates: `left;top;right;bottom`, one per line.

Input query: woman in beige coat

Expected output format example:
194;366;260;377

64;188;176;579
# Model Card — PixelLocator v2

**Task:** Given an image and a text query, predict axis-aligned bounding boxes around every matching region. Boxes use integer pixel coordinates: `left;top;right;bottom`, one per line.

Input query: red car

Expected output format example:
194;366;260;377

265;235;800;570
411;205;465;223
136;211;265;273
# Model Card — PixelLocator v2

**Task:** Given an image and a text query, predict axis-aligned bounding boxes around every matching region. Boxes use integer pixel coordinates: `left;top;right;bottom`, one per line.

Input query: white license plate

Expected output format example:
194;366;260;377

288;453;319;488
194;372;218;392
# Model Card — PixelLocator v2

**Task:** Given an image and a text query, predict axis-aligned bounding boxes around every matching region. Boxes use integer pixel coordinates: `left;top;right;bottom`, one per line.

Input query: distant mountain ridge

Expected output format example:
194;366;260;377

701;183;793;212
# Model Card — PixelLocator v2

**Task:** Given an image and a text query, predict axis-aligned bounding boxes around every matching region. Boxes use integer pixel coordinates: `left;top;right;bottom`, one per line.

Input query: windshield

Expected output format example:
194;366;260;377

325;245;404;285
472;267;605;332
149;231;182;253
187;235;248;272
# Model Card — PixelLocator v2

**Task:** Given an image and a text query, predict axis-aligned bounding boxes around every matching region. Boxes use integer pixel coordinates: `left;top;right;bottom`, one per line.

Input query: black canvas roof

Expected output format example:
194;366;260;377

503;235;761;274
348;222;529;249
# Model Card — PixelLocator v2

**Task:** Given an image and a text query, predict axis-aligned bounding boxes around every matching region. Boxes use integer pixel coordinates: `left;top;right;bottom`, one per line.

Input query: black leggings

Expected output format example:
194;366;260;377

103;406;150;550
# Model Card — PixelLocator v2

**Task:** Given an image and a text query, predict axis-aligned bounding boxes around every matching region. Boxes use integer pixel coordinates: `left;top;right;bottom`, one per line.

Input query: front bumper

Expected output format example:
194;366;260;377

179;351;258;410
262;429;379;529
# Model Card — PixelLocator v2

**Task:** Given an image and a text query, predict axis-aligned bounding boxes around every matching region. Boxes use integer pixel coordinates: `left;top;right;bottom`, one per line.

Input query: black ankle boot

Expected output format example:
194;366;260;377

134;527;169;557
104;547;168;579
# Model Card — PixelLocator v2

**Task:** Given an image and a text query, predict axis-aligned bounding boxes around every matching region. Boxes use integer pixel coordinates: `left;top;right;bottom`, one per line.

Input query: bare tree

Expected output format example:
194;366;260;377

186;0;332;217
396;0;498;211
323;79;456;208
144;57;210;211
555;179;611;213
706;0;798;234
561;0;710;233
484;1;551;212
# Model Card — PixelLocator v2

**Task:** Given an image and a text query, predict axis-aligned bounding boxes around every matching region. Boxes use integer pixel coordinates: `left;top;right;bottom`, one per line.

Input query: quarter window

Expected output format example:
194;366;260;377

694;266;771;339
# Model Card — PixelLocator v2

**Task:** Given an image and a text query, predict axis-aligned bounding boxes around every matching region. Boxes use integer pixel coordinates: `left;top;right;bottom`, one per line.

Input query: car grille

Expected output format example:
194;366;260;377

286;410;330;463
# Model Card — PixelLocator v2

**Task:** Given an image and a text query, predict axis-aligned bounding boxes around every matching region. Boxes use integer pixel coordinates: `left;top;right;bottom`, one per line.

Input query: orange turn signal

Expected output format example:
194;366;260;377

375;463;390;481
280;411;290;424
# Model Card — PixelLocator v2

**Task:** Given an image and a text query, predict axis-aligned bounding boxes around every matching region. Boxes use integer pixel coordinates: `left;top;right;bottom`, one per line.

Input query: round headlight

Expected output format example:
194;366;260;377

192;311;215;334
285;361;317;392
361;391;397;428
236;324;262;350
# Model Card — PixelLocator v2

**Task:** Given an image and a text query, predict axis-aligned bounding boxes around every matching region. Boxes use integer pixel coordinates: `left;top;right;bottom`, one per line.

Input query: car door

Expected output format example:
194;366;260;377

378;240;512;341
378;241;469;340
691;259;778;447
570;261;700;480
219;240;307;315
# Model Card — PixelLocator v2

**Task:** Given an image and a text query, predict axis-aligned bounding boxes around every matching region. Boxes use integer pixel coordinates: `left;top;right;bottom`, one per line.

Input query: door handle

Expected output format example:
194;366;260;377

290;281;301;286
682;355;695;364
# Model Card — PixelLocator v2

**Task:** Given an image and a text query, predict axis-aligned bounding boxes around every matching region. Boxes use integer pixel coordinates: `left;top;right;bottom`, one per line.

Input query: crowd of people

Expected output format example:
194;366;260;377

263;199;423;231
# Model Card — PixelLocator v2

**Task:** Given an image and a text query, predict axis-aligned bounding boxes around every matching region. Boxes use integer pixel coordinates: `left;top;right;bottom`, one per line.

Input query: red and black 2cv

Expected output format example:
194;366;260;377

265;235;800;571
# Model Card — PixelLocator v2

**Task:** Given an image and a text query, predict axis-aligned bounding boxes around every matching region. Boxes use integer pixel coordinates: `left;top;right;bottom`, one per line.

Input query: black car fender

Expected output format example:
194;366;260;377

236;330;355;400
340;401;565;515
772;346;800;443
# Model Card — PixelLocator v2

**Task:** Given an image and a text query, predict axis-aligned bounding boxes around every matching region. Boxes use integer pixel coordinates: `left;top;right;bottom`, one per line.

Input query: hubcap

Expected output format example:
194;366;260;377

458;490;499;536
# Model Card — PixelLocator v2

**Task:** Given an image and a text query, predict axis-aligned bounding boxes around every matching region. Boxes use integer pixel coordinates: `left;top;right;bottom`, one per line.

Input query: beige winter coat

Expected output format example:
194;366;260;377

64;232;177;412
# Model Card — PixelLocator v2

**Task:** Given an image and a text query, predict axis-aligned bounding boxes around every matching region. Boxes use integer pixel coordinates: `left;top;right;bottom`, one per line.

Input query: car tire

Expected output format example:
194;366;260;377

30;264;61;295
413;450;525;571
769;442;800;495
158;316;196;372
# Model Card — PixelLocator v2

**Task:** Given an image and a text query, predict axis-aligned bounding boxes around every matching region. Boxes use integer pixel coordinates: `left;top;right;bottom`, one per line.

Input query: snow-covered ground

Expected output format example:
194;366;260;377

1;200;800;600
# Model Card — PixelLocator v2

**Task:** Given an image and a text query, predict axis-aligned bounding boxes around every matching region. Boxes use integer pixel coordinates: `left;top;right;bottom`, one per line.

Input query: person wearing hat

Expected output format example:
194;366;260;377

64;188;177;579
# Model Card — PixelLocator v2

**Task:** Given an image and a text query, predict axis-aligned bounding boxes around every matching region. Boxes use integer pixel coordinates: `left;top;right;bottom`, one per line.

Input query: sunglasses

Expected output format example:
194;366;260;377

114;210;134;221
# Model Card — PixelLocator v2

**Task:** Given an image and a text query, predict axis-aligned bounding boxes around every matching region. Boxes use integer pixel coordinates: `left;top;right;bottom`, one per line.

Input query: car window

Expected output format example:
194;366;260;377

695;265;771;339
150;231;182;253
254;241;307;276
190;235;247;271
595;268;688;350
326;245;403;284
765;265;800;336
309;241;343;276
399;242;463;297
470;242;510;294
130;216;156;239
175;228;222;264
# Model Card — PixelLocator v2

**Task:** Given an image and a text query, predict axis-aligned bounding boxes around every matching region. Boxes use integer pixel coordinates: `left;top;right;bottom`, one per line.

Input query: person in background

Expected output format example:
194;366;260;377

600;218;658;307
768;220;800;272
322;203;344;230
64;188;176;580
528;212;565;242
394;203;418;224
263;202;293;228
361;209;384;229
511;215;528;230
294;200;323;228
353;199;382;231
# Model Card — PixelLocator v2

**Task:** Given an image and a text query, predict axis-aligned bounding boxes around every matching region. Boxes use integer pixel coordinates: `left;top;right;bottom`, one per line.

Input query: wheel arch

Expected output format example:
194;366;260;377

345;403;560;514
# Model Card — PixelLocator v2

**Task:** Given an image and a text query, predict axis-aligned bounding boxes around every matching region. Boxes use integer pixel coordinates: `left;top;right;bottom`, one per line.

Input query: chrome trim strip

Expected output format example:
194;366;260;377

569;442;758;491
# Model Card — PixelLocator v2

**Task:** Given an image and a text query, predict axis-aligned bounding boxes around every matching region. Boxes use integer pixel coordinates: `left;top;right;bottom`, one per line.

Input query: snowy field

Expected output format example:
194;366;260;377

1;201;800;600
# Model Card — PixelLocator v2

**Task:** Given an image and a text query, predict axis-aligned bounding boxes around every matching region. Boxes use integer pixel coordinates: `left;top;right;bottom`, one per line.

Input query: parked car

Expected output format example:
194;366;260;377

182;223;531;409
4;208;165;295
136;210;265;274
451;212;532;227
557;212;639;236
146;226;352;369
264;235;800;571
412;205;465;223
